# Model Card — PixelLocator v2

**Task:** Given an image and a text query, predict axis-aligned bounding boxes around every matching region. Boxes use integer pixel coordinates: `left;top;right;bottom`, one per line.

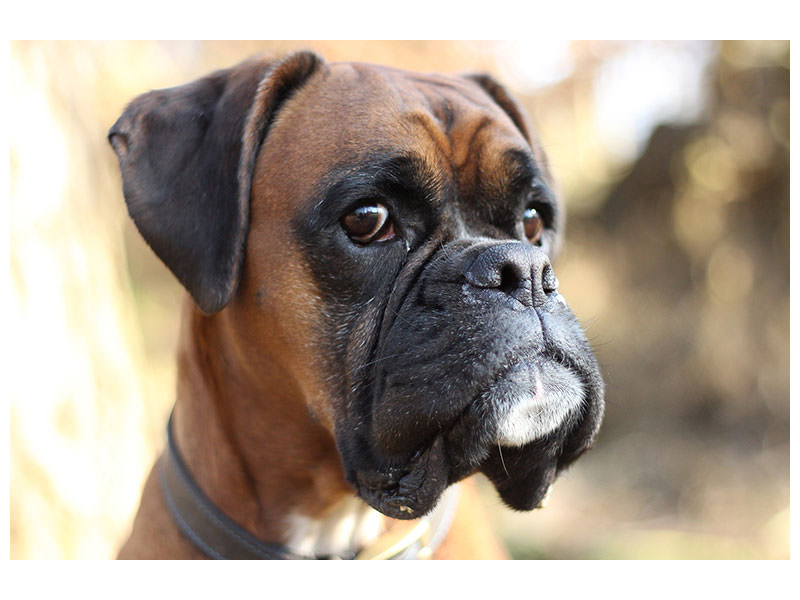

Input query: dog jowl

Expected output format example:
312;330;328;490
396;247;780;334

109;51;604;554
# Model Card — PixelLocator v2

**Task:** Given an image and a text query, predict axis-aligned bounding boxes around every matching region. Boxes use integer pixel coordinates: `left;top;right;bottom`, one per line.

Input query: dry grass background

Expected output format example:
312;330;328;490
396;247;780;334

8;40;789;560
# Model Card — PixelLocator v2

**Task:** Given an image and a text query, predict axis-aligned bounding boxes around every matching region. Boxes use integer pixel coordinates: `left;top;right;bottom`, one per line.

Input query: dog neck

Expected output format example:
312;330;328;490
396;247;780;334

170;301;361;554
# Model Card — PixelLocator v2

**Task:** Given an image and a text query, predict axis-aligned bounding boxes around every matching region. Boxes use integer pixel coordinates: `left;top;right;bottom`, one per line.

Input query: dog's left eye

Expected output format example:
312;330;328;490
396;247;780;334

341;203;396;244
523;207;544;245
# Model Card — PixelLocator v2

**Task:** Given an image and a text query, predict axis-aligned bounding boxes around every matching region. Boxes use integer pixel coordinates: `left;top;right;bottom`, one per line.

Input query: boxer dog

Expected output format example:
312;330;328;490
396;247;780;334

109;51;604;559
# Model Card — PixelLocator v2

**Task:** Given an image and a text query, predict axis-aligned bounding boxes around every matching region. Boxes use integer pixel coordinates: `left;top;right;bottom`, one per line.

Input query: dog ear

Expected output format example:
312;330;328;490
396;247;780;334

108;51;326;314
463;73;532;143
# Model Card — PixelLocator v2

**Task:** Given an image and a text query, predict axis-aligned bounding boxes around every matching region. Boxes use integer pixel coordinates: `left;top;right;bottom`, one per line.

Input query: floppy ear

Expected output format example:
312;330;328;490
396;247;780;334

463;73;532;143
108;51;326;314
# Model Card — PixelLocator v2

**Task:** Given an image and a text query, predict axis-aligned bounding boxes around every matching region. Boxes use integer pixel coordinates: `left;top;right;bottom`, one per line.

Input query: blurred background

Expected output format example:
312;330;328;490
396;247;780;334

9;40;789;559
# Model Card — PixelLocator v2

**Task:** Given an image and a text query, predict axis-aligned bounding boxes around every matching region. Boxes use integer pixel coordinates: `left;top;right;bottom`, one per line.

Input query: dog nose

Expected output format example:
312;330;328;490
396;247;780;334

463;243;558;308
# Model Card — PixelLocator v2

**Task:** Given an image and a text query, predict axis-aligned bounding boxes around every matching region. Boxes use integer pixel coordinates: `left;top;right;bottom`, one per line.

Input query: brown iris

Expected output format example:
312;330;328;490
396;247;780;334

341;203;395;244
523;207;544;244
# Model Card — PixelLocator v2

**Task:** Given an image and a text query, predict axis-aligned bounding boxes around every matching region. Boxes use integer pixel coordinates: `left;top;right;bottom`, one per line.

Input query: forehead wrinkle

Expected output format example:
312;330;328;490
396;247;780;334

407;110;453;164
451;114;493;172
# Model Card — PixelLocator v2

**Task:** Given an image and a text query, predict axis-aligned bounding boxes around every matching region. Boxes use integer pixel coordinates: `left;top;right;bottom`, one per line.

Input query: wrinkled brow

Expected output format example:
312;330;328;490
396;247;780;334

497;148;542;194
319;153;443;207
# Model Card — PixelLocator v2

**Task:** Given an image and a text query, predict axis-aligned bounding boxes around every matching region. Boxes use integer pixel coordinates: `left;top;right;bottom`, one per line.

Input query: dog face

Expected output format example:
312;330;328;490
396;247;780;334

109;52;604;521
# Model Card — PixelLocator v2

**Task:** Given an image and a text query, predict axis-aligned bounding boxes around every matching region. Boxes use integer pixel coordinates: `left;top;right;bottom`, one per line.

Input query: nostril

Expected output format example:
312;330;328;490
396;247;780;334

541;263;559;294
462;242;551;308
499;264;524;296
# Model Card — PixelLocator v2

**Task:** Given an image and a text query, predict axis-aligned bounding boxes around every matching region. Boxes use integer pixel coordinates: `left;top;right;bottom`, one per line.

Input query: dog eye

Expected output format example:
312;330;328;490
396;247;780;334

523;207;544;244
341;203;396;244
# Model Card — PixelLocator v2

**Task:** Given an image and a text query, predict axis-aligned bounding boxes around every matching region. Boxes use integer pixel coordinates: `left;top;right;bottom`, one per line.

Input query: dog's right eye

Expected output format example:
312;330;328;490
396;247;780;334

341;203;396;244
523;207;545;245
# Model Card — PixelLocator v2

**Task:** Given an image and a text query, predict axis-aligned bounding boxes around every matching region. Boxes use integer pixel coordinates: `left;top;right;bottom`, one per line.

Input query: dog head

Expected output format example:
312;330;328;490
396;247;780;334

109;51;604;520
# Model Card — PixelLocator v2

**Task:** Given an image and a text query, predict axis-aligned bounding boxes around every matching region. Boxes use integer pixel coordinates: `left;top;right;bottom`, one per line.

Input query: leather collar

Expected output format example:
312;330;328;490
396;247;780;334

160;411;459;559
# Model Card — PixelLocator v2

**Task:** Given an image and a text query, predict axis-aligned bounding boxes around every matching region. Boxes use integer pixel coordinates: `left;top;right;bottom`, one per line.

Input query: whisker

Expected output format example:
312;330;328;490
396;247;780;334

347;351;407;375
497;443;510;478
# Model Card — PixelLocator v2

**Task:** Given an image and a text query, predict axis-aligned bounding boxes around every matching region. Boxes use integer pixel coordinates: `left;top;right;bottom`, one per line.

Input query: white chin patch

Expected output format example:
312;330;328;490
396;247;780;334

492;361;584;447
